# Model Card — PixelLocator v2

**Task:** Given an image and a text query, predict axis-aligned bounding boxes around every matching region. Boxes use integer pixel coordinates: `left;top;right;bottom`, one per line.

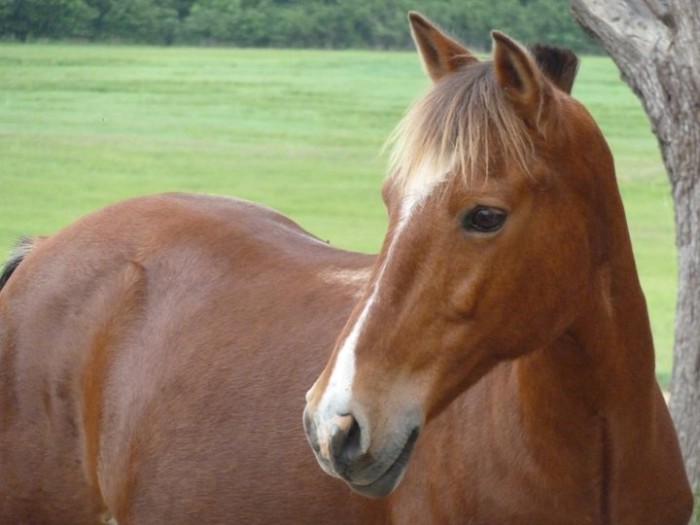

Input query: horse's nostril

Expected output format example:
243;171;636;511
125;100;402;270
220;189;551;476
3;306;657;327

329;414;363;474
346;417;362;454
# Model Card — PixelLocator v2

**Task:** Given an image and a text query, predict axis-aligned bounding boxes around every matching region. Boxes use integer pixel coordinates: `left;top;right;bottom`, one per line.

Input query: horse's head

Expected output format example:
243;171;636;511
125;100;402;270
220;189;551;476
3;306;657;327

304;12;617;497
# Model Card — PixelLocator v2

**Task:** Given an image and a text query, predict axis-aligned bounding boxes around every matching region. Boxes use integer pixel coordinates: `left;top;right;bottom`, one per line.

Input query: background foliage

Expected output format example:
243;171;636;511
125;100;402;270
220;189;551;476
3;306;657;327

0;0;599;52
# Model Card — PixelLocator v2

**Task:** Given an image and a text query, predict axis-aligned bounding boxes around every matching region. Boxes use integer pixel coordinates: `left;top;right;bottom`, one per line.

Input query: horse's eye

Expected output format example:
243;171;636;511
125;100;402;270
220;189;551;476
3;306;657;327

462;206;507;233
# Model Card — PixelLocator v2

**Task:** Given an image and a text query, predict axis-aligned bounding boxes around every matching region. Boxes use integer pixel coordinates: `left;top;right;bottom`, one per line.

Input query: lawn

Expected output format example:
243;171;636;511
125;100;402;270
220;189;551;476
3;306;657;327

0;44;676;384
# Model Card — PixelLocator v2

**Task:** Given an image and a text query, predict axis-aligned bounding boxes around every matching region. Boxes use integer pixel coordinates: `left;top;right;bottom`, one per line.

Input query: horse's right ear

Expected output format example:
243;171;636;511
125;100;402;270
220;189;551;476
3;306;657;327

408;12;479;83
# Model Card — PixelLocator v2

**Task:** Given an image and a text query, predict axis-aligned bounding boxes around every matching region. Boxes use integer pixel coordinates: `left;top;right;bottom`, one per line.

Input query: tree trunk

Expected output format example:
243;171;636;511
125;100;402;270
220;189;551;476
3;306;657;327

571;0;700;507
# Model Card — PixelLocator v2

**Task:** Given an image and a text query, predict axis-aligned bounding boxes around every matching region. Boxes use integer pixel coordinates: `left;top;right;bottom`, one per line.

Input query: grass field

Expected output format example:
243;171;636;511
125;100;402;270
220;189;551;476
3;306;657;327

0;44;676;384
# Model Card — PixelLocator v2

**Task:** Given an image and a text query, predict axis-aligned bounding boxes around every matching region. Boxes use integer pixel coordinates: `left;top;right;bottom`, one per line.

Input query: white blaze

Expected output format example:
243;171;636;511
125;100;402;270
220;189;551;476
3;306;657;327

312;158;452;445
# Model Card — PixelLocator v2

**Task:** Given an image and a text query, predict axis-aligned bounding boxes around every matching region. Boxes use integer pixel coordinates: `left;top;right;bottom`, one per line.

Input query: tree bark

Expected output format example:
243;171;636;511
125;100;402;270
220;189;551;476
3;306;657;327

571;0;700;504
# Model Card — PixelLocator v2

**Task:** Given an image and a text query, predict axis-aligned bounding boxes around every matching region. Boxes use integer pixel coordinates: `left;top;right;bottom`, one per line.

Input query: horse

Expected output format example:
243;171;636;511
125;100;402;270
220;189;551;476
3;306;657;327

0;11;692;525
303;11;694;525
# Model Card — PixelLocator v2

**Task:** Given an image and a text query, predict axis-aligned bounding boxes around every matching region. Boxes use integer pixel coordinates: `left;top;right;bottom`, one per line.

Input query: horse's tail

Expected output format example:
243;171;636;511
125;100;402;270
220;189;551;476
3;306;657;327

0;236;40;292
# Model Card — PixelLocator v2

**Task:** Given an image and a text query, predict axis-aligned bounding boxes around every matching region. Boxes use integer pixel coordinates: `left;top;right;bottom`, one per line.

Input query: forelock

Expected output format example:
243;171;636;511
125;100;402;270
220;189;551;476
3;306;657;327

387;61;533;197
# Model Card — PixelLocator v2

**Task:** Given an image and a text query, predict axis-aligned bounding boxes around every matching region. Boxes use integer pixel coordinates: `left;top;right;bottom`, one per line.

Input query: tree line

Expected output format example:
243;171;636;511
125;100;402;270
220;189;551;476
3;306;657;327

0;0;599;52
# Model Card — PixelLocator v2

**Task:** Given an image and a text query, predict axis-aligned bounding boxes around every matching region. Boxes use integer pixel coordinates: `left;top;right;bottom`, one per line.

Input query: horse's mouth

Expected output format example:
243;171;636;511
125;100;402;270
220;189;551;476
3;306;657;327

345;427;420;498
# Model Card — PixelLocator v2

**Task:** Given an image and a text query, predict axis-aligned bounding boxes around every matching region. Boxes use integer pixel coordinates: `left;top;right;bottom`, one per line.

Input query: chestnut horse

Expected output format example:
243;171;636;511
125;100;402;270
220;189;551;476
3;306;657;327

305;12;692;525
0;12;692;525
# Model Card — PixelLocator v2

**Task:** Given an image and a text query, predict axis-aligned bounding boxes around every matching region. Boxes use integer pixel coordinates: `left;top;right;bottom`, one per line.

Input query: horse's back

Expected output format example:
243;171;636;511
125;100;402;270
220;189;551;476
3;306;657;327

0;193;384;524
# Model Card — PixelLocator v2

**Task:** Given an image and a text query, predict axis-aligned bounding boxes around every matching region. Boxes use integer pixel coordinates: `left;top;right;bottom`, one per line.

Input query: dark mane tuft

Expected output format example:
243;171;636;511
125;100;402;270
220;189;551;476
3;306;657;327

0;237;35;291
530;44;579;94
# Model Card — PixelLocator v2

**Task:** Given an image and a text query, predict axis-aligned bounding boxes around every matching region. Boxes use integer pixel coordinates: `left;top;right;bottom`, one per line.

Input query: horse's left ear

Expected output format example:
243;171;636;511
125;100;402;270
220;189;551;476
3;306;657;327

492;31;550;128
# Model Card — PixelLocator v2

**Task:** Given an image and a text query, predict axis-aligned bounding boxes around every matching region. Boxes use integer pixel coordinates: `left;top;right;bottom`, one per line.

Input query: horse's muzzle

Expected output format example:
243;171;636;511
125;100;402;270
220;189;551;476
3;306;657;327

302;405;421;498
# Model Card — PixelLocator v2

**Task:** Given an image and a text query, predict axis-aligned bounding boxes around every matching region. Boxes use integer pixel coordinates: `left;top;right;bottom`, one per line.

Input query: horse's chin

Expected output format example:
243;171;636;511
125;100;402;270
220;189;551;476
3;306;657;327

346;464;406;498
345;427;419;498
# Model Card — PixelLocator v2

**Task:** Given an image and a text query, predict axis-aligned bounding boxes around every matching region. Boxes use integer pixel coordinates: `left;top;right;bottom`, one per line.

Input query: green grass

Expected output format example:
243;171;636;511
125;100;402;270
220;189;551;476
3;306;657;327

0;44;675;384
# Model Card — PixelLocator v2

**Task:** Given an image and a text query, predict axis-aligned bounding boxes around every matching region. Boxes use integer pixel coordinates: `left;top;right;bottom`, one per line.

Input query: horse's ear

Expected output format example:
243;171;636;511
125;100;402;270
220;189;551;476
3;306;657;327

531;44;579;94
409;11;478;83
492;31;548;127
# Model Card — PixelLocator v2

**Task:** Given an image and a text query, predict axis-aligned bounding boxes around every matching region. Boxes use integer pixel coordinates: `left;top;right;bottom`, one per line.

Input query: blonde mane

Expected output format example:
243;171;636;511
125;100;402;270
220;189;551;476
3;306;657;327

387;61;533;194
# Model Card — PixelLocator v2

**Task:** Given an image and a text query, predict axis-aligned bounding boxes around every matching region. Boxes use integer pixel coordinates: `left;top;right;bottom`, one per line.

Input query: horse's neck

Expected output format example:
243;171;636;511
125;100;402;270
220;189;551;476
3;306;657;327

518;253;658;436
514;253;695;523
